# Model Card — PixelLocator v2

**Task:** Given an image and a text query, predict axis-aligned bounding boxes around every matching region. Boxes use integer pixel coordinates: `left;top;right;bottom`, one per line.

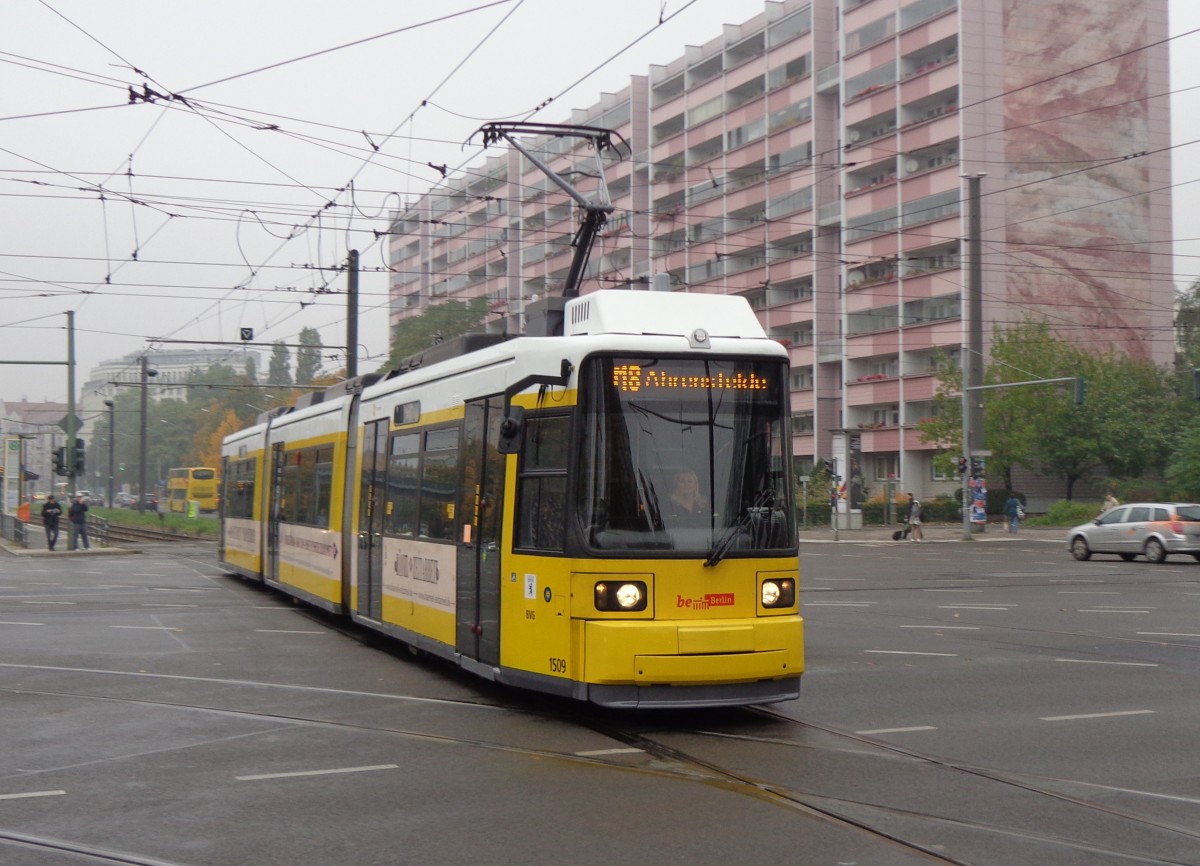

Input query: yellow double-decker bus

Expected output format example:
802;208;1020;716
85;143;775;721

167;467;219;514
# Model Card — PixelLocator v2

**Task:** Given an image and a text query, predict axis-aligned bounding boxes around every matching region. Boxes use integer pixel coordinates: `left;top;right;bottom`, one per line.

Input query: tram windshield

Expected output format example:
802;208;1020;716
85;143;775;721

577;356;795;558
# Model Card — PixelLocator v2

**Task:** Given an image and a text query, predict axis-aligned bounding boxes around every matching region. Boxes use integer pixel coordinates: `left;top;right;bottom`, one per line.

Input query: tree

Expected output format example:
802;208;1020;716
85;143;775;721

1176;280;1200;370
295;327;322;386
918;319;1178;499
268;342;293;387
383;297;490;371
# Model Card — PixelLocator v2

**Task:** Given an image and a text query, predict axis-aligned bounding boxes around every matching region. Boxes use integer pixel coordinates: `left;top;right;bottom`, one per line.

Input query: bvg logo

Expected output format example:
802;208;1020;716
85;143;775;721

676;593;735;610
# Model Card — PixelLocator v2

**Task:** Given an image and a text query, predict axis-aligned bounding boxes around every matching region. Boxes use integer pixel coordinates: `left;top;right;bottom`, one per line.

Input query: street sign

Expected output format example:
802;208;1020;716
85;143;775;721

56;414;84;433
969;450;993;457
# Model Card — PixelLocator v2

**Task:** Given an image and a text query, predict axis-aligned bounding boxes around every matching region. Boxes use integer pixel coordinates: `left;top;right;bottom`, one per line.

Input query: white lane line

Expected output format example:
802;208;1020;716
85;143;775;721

0;790;66;801
937;605;1012;611
923;589;984;593
1051;579;1106;584
0;621;44;626
901;625;980;630
1138;632;1200;638
1077;609;1150;614
254;629;326;634
1055;659;1159;667
576;748;645;756
236;764;398;781
1041;710;1156;722
804;602;875;607
855;726;937;735
19;601;75;605
142;604;198;608
109;626;181;631
865;650;958;657
1058;591;1120;595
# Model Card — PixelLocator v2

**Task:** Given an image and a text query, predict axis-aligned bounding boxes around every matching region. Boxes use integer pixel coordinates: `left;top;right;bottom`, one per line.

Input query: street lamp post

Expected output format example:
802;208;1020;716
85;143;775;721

104;399;115;507
138;357;158;513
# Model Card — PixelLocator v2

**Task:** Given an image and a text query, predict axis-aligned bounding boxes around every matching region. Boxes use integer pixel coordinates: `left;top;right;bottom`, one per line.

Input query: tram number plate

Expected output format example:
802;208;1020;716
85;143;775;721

549;657;567;673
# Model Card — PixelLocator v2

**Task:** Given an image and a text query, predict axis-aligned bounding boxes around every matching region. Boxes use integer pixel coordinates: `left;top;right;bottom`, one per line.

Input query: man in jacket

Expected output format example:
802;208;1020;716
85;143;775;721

68;494;90;550
41;494;63;551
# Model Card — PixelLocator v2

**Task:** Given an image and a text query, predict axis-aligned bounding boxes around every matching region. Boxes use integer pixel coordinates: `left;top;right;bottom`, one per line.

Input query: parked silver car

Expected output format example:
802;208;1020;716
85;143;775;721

1067;503;1200;563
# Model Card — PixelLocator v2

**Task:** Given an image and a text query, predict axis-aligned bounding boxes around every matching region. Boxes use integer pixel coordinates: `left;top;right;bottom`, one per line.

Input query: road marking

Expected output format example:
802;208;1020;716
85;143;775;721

110;626;181;631
1041;710;1156;722
237;764;398;781
901;625;980;630
804;601;875;606
576;748;645;756
1138;632;1200;638
1055;659;1158;667
20;601;75;605
1077;609;1150;614
254;629;326;634
923;589;984;593
1058;591;1119;595
937;605;1012;611
865;650;958;657
0;790;65;801
142;603;198;608
855;726;937;735
0;621;44;626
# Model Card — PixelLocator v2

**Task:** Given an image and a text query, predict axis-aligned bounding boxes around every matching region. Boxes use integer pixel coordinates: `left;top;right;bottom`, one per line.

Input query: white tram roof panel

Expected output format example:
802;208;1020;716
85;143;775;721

565;291;767;340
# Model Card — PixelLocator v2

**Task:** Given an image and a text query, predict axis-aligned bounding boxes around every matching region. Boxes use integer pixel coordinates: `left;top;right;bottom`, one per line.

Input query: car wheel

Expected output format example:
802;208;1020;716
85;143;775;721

1119;553;1135;562
1145;538;1168;564
1070;536;1092;561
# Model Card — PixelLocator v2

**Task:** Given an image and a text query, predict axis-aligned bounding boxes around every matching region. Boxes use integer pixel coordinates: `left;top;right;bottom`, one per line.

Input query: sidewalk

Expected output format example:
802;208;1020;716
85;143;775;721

799;522;1064;544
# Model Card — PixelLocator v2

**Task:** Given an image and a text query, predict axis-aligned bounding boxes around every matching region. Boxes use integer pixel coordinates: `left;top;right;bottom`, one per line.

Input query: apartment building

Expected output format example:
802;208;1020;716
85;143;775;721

387;0;1172;500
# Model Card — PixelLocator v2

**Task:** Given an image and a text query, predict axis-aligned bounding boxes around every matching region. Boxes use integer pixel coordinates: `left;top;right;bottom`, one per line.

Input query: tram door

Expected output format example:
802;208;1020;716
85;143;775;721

357;420;388;620
267;442;284;582
456;398;506;666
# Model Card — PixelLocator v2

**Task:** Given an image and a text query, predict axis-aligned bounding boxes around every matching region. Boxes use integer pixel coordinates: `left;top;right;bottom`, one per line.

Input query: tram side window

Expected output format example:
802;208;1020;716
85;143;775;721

280;455;300;524
419;428;458;541
515;414;570;551
386;433;420;537
225;459;255;519
313;447;333;527
281;446;336;527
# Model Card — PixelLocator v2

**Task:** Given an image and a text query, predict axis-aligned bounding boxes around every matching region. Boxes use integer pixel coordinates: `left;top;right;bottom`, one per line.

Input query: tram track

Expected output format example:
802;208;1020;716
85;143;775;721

4;661;1197;866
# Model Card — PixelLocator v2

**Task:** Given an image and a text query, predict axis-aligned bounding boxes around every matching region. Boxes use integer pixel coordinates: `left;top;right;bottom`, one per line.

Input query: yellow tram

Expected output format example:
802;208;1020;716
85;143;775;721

219;290;804;707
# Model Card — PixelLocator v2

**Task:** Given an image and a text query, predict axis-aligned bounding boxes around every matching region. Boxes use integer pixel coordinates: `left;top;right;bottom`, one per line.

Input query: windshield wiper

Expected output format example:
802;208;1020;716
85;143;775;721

704;488;774;568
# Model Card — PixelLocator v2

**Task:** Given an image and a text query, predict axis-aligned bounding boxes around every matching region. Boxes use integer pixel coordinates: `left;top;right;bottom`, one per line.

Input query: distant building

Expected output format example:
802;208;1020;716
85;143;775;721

387;0;1171;501
0;400;69;496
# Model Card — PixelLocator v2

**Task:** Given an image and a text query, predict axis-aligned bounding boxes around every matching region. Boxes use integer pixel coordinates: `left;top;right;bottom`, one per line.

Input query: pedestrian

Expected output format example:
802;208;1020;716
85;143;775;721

905;492;924;542
1004;492;1022;534
1102;492;1119;514
68;494;90;550
41;494;63;551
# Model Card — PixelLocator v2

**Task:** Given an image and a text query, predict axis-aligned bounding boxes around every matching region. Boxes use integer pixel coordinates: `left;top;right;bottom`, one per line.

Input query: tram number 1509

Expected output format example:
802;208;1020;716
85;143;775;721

549;657;567;673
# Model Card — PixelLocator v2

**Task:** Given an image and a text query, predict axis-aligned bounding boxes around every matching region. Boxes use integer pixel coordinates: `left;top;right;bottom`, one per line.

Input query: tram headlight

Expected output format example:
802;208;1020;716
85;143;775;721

594;580;648;612
761;578;795;609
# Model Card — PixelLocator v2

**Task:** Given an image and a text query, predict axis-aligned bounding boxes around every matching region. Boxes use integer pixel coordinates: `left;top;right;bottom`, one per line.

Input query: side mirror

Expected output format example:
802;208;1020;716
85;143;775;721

497;405;525;454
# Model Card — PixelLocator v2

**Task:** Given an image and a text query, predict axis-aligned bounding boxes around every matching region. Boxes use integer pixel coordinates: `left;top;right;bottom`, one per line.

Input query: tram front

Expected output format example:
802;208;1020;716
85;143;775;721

568;350;803;707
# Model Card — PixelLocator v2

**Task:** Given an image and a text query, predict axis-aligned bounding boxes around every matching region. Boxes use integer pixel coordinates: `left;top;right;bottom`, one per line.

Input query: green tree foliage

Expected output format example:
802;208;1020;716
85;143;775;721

1176;280;1200;370
918;319;1179;499
268;342;293;387
383;297;489;371
295;327;323;386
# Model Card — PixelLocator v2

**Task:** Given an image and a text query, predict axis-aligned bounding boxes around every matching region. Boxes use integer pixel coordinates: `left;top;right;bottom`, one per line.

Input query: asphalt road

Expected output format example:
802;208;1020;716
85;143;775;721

1;536;1199;865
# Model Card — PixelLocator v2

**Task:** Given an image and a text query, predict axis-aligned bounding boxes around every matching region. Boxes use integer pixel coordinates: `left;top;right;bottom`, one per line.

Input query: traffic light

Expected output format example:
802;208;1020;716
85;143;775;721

52;446;67;476
958;456;968;474
1074;377;1087;405
73;437;85;474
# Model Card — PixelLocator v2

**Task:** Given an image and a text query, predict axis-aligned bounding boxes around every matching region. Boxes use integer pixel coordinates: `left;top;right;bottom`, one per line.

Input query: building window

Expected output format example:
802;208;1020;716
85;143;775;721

874;454;899;481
